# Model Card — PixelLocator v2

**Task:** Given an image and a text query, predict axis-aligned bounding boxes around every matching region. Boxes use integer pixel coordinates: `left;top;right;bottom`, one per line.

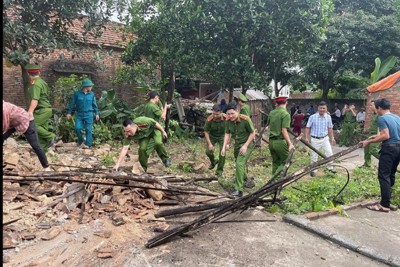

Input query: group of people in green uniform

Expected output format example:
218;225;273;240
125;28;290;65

19;64;381;199
203;93;256;197
25;63;101;151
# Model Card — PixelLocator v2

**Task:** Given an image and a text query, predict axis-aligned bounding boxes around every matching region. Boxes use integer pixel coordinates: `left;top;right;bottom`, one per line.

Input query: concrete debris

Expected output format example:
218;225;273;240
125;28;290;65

2;138;221;255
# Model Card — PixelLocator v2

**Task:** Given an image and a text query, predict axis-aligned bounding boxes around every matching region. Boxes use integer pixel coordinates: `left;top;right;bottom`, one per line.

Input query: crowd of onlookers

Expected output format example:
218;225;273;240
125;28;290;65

289;102;367;131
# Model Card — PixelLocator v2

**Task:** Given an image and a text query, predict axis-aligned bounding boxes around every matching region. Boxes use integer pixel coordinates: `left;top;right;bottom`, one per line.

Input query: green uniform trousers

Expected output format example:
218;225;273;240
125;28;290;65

33;108;55;151
339;123;355;147
269;139;289;176
233;143;254;191
138;130;169;171
364;142;380;167
205;137;225;175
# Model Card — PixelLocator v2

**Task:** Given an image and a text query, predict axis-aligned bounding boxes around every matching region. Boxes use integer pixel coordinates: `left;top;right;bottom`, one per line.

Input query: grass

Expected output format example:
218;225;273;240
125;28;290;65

165;138;400;215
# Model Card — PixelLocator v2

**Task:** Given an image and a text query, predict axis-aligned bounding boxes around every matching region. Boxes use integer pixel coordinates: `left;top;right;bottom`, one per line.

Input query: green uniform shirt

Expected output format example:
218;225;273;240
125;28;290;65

143;101;162;122
204;114;226;140
123;117;157;145
344;111;356;123
225;114;255;148
240;104;250;117
28;77;51;110
268;107;291;139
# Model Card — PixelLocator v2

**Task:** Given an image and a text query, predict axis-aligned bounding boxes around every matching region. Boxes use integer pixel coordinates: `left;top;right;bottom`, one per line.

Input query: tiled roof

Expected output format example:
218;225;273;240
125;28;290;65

5;7;134;49
67;16;134;48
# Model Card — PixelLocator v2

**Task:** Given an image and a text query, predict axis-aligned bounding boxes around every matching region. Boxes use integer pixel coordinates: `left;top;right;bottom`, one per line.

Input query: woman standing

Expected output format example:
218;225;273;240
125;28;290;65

292;110;305;136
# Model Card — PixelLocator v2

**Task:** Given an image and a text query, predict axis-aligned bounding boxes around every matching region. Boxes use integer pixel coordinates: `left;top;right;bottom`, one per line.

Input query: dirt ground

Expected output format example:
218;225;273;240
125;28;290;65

2;139;386;267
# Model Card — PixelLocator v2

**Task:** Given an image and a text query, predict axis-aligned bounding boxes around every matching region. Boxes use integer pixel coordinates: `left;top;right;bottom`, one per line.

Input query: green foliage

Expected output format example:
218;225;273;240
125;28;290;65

280;167;382;214
300;0;400;99
50;112;76;143
122;0;332;93
92;121;113;146
3;0;121;66
179;162;193;173
97;89;134;124
168;120;194;140
370;56;398;83
50;74;88;111
101;152;118;167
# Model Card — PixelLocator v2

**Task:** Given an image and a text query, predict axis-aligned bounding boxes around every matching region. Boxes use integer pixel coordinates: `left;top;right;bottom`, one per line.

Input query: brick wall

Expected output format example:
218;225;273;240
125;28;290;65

3;46;143;108
365;84;400;131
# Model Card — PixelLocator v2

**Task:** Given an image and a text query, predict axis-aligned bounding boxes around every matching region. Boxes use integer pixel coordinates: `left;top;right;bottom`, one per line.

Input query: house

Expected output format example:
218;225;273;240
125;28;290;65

364;71;400;131
3;16;140;108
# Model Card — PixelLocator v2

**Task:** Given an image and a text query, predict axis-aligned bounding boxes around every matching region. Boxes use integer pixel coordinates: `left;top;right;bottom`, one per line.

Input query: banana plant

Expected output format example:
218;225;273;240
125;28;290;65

370;56;398;84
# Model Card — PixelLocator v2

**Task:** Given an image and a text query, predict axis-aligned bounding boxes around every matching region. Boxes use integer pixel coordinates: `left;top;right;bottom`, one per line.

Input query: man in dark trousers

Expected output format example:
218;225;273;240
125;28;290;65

3;101;50;171
360;98;400;212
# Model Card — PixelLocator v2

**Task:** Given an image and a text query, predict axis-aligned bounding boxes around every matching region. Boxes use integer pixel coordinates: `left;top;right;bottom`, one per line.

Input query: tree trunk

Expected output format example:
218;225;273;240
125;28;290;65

164;64;175;134
228;85;234;103
319;77;331;101
21;64;30;108
274;79;280;97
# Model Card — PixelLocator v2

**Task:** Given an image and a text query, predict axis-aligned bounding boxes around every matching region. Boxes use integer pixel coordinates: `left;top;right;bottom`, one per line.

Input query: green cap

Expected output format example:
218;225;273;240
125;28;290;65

81;78;94;87
233;92;247;102
24;64;41;70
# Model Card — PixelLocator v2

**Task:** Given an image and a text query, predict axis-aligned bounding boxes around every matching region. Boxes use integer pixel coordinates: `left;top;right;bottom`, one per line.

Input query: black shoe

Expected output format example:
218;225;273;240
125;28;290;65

208;162;217;170
230;190;243;197
164;159;172;168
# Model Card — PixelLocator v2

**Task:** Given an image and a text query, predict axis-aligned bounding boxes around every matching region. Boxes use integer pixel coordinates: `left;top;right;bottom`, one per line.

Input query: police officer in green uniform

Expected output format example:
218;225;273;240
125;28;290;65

204;104;226;177
267;96;295;176
339;103;357;147
234;92;250;116
143;91;171;166
25;64;56;150
221;102;255;197
114;117;171;172
363;100;380;167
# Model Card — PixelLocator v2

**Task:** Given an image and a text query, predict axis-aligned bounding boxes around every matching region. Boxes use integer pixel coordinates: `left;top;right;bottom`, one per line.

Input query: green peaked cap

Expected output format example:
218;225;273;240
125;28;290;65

24;64;41;70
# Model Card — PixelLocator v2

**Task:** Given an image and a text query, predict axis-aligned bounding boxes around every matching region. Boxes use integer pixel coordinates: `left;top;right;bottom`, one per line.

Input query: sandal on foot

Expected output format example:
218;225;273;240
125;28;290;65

366;204;390;213
390;204;398;211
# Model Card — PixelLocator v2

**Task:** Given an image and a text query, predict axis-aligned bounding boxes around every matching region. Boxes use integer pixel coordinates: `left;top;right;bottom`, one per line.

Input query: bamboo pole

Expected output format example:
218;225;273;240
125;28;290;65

145;144;361;248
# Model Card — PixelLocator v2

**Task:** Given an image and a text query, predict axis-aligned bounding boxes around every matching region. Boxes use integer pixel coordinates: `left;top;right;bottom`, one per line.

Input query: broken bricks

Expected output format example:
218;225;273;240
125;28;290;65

40;227;61;240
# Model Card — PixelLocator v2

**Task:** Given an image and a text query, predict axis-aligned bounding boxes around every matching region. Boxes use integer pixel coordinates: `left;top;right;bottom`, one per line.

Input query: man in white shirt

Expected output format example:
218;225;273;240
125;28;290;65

305;101;336;177
356;108;366;123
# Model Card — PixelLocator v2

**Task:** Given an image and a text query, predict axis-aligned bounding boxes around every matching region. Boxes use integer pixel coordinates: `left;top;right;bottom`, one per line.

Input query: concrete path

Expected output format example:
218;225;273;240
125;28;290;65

132;209;389;267
284;207;400;267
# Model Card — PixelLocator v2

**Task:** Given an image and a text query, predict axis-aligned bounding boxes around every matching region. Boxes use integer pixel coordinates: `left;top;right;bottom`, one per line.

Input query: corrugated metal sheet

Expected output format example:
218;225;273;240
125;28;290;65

246;89;268;101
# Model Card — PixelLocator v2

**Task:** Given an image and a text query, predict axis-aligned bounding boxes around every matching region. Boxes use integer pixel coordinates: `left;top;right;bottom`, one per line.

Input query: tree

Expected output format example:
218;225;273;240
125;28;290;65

3;0;123;105
252;0;333;96
300;0;400;99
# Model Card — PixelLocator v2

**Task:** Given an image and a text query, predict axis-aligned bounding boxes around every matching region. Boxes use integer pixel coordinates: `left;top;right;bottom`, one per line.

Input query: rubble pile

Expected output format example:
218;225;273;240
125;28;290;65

2;138;221;262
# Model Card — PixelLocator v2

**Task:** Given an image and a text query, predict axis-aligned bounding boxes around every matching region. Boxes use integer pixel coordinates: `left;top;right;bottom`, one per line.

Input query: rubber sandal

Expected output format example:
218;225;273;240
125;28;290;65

366;204;390;213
